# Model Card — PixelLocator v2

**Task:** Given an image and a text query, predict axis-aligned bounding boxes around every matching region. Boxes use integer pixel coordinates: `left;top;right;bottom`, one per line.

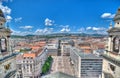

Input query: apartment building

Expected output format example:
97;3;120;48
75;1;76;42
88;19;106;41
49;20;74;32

46;44;58;56
61;39;74;56
70;47;103;78
15;46;48;78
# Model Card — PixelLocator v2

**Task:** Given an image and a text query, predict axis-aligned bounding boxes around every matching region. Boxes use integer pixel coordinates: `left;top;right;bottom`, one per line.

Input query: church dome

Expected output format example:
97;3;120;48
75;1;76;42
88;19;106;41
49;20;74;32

114;8;120;21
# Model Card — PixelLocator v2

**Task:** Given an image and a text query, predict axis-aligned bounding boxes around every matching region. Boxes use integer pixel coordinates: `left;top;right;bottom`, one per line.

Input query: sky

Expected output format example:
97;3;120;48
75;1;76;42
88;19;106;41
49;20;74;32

0;0;120;35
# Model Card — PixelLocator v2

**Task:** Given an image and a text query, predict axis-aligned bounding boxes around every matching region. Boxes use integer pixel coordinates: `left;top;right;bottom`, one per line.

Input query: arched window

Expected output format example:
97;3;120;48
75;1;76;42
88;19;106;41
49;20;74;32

0;37;7;52
117;22;119;24
113;36;119;53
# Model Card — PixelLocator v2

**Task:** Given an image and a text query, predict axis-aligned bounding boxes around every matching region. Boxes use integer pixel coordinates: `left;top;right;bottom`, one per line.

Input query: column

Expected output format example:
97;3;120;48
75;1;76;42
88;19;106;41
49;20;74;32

118;39;120;54
118;39;120;60
0;38;2;58
7;36;12;55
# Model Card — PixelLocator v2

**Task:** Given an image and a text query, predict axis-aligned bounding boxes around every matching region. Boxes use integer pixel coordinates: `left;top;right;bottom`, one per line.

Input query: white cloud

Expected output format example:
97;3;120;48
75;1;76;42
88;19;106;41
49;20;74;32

92;27;100;31
11;29;22;35
92;27;106;31
12;27;53;36
45;18;54;26
0;2;12;22
14;17;22;22
35;29;43;33
6;15;12;22
86;26;106;31
101;13;115;18
11;29;34;36
86;27;92;30
43;28;53;33
0;3;11;14
35;28;53;35
66;28;70;32
19;26;33;30
61;28;66;32
60;25;70;32
85;26;107;34
78;27;85;33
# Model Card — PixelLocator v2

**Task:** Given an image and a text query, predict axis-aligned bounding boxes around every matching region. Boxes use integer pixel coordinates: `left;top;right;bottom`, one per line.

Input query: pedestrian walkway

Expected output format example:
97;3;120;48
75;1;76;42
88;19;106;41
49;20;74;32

50;56;75;77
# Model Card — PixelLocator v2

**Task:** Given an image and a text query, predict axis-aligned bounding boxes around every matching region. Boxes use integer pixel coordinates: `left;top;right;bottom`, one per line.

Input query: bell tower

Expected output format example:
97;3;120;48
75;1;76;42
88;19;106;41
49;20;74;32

103;8;120;78
107;7;120;55
0;9;11;56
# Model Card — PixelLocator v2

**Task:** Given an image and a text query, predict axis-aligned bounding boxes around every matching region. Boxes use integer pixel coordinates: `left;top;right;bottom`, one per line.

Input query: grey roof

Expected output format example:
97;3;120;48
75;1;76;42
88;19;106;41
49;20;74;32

114;8;120;21
78;53;102;59
72;47;102;59
41;72;77;78
48;49;58;52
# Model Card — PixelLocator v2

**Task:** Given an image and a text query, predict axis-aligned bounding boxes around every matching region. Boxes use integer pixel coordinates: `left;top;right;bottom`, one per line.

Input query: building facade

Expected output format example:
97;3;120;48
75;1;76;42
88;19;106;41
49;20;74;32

15;48;47;78
46;44;58;56
70;47;103;78
0;9;17;78
102;8;120;78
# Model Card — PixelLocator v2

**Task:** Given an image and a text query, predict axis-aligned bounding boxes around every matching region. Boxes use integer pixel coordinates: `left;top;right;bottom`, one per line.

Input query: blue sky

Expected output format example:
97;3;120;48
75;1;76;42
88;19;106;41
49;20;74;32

0;0;120;35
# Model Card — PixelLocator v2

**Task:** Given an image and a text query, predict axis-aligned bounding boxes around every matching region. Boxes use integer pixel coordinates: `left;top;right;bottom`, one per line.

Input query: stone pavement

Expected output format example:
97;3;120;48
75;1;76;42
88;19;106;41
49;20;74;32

50;56;75;77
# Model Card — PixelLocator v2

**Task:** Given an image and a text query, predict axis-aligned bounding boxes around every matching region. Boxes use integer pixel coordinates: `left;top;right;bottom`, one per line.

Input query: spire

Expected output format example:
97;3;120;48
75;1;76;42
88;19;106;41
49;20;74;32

0;9;6;23
109;21;112;29
0;9;5;18
114;7;120;21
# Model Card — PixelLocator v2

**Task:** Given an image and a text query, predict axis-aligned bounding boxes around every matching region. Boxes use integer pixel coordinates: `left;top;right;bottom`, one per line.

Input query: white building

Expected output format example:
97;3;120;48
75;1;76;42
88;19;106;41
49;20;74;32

15;48;48;78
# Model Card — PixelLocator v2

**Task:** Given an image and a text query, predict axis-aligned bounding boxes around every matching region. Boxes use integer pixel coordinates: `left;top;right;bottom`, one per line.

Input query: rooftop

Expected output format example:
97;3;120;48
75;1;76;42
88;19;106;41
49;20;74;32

78;53;102;59
23;53;36;58
72;47;102;59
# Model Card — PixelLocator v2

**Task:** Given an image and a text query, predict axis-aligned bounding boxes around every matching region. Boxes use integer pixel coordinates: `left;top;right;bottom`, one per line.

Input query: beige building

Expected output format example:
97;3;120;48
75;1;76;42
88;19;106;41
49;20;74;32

102;8;120;78
46;43;58;56
15;47;47;78
0;9;17;78
61;39;74;56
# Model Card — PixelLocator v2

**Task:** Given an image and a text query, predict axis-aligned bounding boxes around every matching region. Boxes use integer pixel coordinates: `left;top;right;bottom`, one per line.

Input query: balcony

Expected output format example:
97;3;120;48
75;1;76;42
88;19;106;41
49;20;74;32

102;54;120;66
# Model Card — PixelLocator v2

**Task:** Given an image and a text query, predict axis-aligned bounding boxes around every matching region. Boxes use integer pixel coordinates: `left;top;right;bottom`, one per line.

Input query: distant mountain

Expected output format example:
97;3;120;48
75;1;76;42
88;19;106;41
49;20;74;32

11;33;107;38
